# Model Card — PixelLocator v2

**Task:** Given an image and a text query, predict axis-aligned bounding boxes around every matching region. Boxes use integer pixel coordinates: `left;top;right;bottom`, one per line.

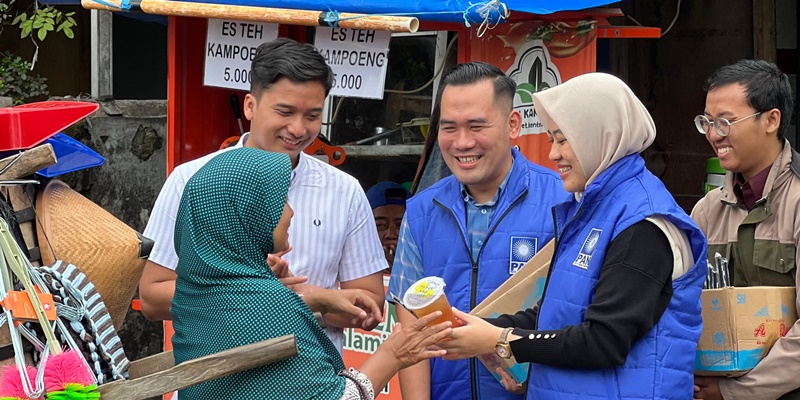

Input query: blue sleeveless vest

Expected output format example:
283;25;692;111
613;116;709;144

528;155;706;400
406;149;566;400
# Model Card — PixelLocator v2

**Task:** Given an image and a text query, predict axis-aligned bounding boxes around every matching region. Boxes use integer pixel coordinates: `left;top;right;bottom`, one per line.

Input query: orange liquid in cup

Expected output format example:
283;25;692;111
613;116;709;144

403;277;462;328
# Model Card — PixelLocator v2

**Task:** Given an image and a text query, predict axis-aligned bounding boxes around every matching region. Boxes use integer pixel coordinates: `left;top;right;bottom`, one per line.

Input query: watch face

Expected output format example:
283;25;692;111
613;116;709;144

495;345;510;359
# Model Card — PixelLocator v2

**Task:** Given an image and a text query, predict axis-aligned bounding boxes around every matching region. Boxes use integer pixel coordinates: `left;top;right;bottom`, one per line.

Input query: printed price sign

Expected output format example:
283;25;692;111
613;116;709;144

204;19;279;90
315;28;391;99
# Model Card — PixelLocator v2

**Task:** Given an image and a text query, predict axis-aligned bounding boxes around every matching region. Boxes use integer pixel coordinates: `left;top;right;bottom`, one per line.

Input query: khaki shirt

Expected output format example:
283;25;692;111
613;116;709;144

691;140;800;400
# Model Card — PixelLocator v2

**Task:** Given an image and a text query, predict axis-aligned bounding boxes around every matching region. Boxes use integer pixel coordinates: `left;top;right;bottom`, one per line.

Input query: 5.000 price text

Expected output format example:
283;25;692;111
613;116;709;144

224;67;251;84
332;73;362;90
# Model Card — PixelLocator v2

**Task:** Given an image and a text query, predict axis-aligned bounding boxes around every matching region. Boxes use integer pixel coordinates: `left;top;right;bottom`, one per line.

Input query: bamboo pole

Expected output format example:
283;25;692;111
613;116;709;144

81;0;419;32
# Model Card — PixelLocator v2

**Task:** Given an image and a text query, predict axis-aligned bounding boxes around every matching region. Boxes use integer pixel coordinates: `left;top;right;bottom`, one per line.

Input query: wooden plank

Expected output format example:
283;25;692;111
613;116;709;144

127;351;175;379
82;0;419;32
753;0;777;62
314;311;326;328
99;335;298;400
0;144;56;181
2;184;39;264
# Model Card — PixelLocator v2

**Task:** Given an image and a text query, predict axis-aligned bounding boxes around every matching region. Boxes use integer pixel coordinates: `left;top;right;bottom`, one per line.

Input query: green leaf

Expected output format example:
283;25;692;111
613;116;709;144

515;87;533;104
64;26;74;39
66;12;75;16
20;24;32;38
44;23;54;30
67;17;76;25
33;19;43;28
11;13;26;25
37;26;47;40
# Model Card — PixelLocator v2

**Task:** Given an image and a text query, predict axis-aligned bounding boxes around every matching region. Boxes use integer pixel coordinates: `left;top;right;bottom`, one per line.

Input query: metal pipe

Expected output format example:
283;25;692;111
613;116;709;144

353;127;401;145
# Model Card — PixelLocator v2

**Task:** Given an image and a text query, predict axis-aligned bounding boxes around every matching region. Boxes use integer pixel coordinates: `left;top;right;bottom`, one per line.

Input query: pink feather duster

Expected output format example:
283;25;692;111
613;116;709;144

43;351;94;390
0;364;41;400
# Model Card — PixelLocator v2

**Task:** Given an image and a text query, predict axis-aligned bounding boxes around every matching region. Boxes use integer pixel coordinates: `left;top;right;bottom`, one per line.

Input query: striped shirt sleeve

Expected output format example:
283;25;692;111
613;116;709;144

337;179;389;282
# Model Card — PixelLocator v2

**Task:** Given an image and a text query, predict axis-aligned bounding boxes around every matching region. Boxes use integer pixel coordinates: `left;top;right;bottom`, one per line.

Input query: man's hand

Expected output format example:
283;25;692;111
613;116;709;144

496;368;525;395
339;272;384;331
267;247;307;290
694;376;723;400
305;288;383;329
326;289;383;329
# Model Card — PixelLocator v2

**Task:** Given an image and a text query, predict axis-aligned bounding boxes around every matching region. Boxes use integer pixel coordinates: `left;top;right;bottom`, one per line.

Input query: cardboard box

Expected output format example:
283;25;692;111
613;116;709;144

469;239;554;384
695;286;797;377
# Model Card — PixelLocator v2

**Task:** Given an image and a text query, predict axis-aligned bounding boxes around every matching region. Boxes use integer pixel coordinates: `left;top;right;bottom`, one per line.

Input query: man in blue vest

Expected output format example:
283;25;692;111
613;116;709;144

387;62;567;400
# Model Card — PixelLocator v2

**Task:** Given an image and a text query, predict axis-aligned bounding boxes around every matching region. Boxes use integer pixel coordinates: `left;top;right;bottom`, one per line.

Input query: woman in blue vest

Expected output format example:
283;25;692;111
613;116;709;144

437;73;707;399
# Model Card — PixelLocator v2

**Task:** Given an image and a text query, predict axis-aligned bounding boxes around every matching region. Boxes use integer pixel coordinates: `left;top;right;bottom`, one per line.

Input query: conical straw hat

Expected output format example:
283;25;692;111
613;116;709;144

35;179;149;330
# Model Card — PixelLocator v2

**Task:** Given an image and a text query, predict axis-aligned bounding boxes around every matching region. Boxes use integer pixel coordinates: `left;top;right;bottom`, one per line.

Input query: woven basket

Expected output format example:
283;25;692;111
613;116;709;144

35;179;147;330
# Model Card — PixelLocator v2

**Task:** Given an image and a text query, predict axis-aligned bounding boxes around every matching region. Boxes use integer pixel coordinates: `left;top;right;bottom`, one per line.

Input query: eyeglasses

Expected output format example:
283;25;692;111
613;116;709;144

694;112;761;137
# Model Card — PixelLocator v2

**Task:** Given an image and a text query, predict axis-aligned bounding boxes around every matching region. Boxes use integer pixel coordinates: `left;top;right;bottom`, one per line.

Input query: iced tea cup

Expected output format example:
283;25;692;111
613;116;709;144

403;277;462;328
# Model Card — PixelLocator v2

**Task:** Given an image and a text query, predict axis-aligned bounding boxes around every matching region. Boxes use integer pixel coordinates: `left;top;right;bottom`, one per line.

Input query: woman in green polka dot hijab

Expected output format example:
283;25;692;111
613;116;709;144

171;147;453;399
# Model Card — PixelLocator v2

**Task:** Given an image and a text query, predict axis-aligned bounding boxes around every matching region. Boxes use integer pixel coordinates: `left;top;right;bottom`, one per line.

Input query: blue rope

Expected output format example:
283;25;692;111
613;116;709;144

330;0;507;30
323;10;341;27
90;0;131;11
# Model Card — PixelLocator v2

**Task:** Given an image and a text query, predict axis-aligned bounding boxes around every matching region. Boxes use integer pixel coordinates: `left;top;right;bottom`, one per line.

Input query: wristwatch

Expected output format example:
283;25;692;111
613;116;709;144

494;327;514;359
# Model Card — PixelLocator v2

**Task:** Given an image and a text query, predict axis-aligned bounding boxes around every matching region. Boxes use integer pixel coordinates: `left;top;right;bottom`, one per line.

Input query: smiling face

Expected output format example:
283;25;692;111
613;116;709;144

243;77;326;167
547;121;587;193
704;83;782;180
437;79;521;203
373;204;405;266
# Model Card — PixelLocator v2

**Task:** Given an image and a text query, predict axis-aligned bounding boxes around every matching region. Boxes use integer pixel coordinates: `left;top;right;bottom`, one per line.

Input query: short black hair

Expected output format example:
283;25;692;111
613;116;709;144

250;38;333;98
705;59;794;141
437;61;517;112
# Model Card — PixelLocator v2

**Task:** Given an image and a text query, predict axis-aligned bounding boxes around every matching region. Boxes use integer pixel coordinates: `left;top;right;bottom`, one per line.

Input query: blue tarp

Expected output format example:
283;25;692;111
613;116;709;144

176;0;616;24
42;0;617;25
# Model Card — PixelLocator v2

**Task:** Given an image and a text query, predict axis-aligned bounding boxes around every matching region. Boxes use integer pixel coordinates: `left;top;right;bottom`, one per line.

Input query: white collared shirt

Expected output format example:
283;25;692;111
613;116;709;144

144;134;388;352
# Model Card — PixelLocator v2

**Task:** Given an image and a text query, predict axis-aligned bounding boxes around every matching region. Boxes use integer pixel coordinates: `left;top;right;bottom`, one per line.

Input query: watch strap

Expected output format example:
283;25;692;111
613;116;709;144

499;327;514;345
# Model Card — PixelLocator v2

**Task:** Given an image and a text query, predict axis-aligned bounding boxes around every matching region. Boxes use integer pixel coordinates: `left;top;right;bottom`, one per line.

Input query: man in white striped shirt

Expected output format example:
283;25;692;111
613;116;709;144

139;38;388;353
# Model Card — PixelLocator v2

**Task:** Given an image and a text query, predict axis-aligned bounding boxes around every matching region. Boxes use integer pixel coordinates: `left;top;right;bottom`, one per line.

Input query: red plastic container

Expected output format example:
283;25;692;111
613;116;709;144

0;101;100;151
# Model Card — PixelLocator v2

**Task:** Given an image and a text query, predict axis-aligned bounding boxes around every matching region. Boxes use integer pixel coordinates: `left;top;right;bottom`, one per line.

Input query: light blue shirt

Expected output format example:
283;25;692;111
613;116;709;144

387;161;513;302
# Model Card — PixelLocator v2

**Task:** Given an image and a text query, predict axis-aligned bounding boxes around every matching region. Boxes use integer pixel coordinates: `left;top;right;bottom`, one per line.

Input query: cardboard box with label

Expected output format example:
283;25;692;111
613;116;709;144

469;239;554;385
695;286;797;377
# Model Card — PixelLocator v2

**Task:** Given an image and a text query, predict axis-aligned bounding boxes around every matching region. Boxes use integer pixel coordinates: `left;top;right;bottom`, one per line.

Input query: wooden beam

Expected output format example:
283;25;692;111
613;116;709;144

0;144;56;181
753;0;777;62
127;351;175;379
99;335;298;400
82;0;419;32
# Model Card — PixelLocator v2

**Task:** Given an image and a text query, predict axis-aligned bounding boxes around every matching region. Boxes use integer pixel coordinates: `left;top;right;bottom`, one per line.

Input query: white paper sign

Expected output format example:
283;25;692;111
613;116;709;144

315;28;391;99
204;19;279;90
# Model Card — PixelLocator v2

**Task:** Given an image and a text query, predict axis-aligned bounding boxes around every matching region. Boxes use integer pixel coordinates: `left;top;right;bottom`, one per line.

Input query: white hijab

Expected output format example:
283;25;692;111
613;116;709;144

531;73;656;191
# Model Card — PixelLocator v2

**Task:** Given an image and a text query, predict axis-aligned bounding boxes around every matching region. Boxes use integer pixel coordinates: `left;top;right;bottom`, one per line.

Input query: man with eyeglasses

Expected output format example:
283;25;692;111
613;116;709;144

691;59;800;400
